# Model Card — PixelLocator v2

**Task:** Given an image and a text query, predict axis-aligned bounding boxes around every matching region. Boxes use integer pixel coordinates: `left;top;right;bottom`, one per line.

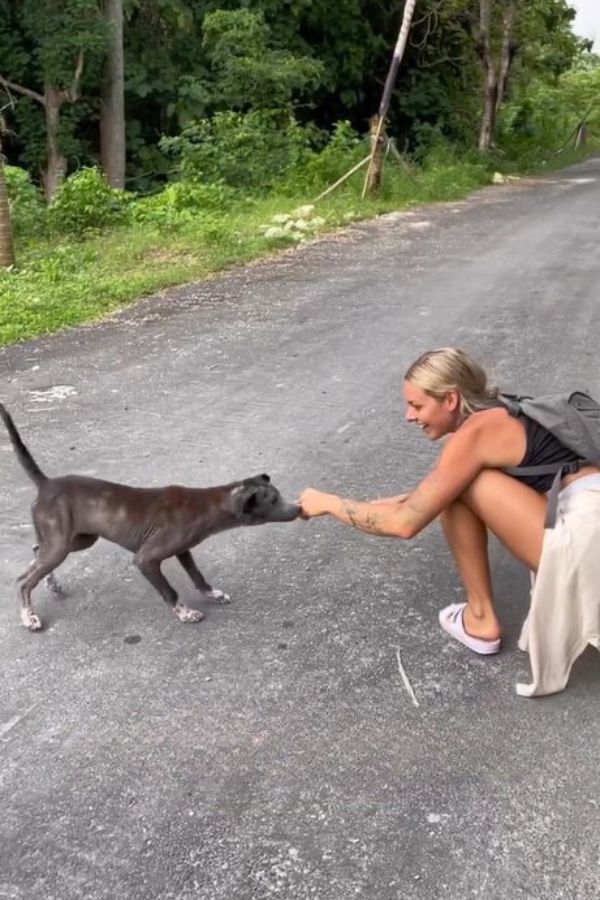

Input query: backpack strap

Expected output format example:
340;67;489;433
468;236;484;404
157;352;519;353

498;393;532;419
502;463;565;477
500;396;520;418
545;465;571;529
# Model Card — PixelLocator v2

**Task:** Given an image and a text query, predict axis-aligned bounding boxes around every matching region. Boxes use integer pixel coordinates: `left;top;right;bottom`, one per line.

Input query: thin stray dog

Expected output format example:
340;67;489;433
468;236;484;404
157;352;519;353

0;403;299;631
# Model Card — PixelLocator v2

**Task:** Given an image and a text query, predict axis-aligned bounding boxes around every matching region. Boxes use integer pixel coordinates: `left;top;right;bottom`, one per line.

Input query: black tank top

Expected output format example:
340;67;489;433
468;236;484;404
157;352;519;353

513;413;581;493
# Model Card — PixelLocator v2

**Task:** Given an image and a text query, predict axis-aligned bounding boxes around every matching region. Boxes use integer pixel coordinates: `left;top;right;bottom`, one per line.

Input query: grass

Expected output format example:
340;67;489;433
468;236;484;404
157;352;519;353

0;145;594;347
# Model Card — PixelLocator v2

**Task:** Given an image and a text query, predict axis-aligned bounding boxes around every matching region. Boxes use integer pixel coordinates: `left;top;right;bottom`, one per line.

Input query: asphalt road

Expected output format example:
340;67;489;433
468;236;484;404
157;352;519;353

1;158;599;900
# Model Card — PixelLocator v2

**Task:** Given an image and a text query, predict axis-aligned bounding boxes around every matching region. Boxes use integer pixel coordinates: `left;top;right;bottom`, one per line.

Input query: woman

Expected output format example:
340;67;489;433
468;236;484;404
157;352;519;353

299;347;600;671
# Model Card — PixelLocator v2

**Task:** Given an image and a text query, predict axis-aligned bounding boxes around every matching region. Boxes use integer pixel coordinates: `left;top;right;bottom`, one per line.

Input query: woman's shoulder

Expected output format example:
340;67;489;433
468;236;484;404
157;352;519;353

454;405;526;465
456;405;524;447
462;406;513;431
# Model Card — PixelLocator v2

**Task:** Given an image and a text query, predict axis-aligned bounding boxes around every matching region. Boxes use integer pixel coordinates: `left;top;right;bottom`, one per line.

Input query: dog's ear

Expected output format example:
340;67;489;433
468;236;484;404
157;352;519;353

232;483;259;515
242;490;258;514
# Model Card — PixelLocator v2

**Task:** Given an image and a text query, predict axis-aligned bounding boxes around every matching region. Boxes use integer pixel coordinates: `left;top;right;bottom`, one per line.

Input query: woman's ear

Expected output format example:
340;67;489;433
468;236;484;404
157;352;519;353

445;389;460;412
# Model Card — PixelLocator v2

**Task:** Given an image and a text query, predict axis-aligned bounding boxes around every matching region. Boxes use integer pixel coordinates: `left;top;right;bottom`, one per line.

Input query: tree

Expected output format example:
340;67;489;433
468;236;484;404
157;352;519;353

100;0;126;188
473;0;520;150
0;146;15;268
407;0;584;152
201;9;323;113
0;0;106;199
471;0;583;150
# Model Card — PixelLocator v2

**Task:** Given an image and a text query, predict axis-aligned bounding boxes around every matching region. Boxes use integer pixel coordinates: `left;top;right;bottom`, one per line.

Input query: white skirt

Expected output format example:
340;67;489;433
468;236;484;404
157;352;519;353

517;475;600;697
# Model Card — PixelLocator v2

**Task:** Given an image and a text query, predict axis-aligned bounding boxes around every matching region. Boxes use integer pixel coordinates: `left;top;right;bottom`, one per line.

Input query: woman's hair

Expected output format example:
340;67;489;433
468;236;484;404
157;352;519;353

404;347;499;417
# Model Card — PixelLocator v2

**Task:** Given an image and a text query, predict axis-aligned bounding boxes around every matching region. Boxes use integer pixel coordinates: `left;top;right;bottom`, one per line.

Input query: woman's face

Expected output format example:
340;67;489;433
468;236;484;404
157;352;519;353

403;380;461;440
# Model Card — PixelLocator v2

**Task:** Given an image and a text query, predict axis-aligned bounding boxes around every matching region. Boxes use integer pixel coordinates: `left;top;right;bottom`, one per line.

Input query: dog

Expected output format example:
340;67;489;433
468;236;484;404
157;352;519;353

0;403;300;631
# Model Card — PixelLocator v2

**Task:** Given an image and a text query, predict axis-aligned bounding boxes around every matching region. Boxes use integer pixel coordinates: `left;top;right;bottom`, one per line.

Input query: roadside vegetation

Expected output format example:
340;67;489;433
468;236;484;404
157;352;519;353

1;3;598;347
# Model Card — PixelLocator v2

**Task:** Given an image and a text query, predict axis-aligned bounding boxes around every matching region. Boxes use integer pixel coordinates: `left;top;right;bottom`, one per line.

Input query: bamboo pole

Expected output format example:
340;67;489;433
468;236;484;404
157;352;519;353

312;154;371;203
362;0;418;198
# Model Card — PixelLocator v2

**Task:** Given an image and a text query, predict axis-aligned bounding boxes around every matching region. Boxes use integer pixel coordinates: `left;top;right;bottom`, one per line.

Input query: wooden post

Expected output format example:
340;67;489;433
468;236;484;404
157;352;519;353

0;152;15;268
362;0;418;197
574;123;588;149
365;115;386;194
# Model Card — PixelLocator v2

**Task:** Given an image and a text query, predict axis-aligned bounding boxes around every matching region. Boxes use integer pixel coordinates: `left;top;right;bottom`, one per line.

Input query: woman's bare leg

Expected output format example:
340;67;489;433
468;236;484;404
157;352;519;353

461;470;546;569
440;500;501;641
441;469;547;641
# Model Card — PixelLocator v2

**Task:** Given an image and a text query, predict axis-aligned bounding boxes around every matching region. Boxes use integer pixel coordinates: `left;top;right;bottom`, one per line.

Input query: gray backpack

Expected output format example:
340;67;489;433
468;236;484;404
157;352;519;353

500;391;600;527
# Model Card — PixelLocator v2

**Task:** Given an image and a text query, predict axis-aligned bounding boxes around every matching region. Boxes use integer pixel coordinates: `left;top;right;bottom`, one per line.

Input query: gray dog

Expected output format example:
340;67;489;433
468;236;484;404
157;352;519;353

0;403;299;631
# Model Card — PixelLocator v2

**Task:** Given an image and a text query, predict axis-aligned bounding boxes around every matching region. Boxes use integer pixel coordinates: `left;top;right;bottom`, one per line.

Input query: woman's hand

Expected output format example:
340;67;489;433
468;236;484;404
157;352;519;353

298;488;335;519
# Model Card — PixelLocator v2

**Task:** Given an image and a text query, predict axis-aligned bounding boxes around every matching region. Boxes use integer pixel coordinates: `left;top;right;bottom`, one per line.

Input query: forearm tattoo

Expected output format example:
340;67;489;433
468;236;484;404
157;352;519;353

341;501;390;535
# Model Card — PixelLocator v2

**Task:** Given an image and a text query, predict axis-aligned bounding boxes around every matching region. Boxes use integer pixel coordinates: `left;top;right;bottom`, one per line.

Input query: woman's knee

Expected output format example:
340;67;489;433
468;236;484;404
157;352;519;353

457;469;546;569
460;469;524;509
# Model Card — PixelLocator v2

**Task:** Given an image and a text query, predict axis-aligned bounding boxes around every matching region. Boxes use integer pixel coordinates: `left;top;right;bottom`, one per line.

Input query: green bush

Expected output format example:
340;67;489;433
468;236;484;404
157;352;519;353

161;110;317;192
284;121;366;194
202;9;324;113
497;59;600;165
48;167;132;233
130;179;237;229
5;165;47;238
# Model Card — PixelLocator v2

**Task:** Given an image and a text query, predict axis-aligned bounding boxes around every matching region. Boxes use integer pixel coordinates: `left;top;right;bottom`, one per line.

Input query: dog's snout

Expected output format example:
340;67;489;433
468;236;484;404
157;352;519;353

273;502;300;522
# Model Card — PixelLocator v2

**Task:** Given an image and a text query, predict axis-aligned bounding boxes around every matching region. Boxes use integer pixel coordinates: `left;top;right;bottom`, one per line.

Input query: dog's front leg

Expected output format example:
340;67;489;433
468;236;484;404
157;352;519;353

133;552;204;623
177;550;231;604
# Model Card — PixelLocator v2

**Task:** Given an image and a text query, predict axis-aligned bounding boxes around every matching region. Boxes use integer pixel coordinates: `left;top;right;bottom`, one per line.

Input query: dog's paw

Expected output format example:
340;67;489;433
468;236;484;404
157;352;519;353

21;609;43;631
174;604;204;624
208;588;231;604
46;574;64;596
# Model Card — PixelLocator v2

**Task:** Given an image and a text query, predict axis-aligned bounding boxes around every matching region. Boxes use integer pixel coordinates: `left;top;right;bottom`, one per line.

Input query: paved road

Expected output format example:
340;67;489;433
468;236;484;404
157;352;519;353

1;158;599;900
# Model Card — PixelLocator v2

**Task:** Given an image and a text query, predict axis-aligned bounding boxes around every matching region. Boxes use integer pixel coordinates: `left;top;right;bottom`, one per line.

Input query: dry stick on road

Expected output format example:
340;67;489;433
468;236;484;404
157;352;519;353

395;646;420;708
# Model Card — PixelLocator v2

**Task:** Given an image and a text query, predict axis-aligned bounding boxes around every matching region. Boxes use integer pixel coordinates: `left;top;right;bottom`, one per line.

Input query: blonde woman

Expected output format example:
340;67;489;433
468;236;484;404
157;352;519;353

299;348;600;671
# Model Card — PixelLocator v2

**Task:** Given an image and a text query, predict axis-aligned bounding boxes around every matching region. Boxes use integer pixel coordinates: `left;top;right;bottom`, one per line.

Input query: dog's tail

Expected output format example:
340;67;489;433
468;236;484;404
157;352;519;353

0;403;47;486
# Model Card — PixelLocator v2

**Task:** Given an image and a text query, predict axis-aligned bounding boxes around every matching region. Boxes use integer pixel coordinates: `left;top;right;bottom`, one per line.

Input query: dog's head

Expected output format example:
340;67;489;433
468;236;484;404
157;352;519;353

232;474;300;525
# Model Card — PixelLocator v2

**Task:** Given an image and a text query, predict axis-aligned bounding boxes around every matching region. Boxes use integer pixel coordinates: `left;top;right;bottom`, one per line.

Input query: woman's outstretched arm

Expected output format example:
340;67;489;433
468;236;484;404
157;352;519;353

299;415;488;539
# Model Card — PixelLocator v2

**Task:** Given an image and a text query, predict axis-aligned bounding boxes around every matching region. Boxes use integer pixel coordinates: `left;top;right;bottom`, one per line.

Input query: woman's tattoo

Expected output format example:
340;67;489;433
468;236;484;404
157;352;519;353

342;502;388;535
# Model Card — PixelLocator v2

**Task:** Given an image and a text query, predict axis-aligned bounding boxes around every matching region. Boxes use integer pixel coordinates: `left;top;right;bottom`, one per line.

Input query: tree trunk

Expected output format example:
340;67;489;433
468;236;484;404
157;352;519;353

574;123;588;149
0;155;15;268
479;68;498;151
363;0;417;197
2;53;83;202
43;83;67;200
495;5;517;114
100;0;126;188
476;0;518;151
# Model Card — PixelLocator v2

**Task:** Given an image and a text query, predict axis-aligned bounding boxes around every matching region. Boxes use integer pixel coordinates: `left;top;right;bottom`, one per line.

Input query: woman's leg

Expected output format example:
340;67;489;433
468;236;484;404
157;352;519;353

460;470;546;569
441;470;547;641
440;499;501;641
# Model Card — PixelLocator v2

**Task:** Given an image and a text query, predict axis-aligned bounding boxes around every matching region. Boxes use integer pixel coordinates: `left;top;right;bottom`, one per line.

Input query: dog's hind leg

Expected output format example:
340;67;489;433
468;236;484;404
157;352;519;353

17;544;69;630
32;534;96;597
32;545;63;596
176;550;231;604
133;553;204;623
